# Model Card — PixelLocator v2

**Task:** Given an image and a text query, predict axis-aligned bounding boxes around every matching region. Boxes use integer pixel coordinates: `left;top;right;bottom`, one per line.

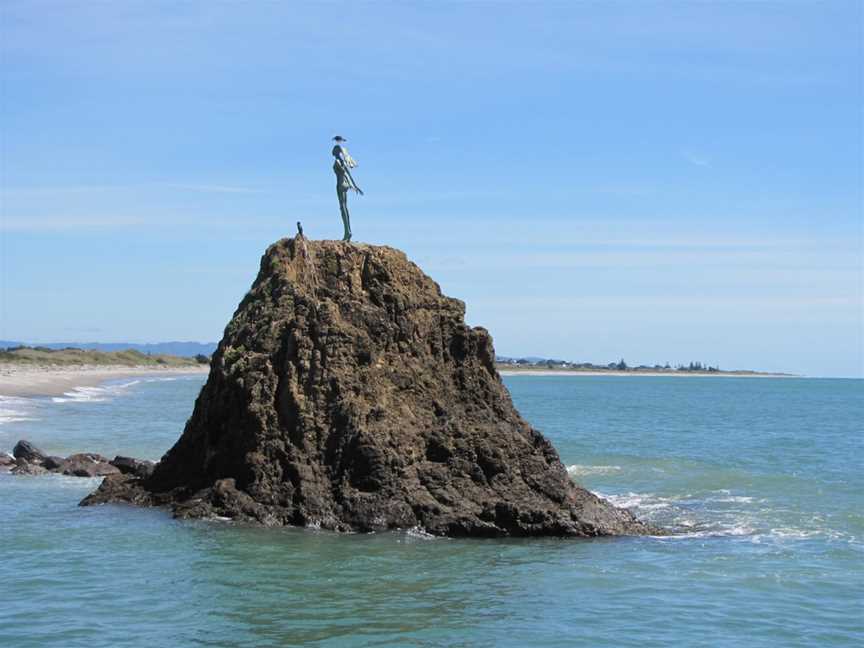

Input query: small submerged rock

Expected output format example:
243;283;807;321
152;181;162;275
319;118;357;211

11;459;50;476
43;456;67;470
13;440;47;464
62;454;121;478
111;456;156;479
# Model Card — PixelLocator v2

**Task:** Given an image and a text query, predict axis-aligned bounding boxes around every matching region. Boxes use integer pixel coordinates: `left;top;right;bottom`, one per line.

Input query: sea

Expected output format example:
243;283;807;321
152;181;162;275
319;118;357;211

0;374;861;647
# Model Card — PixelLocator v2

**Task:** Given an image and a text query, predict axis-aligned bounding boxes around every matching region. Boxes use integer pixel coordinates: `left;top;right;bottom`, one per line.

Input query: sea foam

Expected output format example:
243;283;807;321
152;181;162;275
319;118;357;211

566;464;622;476
0;395;39;426
594;488;855;544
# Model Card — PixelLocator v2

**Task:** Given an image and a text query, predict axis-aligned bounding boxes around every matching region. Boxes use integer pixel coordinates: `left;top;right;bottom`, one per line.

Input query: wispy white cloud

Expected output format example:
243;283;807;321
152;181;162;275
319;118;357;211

363;218;853;252
682;151;711;167
0;209;298;232
474;294;861;309
162;184;263;194
0;215;148;231
426;249;860;272
1;183;263;197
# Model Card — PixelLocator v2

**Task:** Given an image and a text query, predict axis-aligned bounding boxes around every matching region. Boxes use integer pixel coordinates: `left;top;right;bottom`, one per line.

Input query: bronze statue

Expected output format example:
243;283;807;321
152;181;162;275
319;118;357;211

332;136;363;242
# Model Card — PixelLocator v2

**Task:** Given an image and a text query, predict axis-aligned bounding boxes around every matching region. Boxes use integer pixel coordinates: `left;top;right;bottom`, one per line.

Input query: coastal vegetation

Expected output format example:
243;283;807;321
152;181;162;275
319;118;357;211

0;346;206;368
495;356;790;376
0;340;216;357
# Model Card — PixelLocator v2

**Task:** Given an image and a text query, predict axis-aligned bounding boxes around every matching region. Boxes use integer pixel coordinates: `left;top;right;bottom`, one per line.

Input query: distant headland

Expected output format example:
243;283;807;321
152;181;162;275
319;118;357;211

496;356;795;377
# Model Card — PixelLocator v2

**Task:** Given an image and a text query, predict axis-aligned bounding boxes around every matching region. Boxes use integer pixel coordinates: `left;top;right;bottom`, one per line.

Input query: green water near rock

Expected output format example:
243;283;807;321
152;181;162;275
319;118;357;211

1;375;861;646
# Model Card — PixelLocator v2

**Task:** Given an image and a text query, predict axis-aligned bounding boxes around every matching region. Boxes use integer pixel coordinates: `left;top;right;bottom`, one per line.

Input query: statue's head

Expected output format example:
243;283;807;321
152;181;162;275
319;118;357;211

332;136;346;157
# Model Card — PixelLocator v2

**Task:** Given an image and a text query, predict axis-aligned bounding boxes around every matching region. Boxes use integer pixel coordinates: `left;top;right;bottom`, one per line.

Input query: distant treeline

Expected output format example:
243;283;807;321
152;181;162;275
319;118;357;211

496;356;723;372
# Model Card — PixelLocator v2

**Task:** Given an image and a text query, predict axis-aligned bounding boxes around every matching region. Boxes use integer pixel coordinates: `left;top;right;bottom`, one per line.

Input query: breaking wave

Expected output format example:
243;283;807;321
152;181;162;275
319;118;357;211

0;395;39;426
566;464;622;477
594;488;857;545
51;376;182;404
52;386;115;403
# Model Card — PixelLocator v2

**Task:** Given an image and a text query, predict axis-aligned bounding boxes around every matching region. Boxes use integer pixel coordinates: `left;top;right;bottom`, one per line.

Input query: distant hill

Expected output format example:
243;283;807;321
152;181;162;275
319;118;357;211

0;341;217;358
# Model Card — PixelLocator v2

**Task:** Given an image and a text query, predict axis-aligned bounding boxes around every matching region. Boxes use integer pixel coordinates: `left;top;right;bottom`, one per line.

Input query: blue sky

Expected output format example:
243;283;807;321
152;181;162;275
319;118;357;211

1;1;861;377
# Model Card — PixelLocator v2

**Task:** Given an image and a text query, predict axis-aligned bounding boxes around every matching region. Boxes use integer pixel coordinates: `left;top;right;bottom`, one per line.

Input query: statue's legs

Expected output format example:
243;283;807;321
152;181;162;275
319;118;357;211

338;187;352;241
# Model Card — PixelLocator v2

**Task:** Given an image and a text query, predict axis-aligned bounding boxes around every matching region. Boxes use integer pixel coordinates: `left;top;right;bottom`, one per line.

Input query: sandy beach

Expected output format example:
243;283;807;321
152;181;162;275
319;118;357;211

0;364;210;398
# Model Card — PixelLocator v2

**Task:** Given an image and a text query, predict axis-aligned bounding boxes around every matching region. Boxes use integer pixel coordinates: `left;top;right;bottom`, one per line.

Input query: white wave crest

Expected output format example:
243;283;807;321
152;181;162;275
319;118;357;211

0;411;38;425
600;491;679;512
402;526;439;541
567;464;622;477
713;495;756;503
50;375;187;404
51;380;144;404
0;395;39;425
597;488;853;544
52;386;112;403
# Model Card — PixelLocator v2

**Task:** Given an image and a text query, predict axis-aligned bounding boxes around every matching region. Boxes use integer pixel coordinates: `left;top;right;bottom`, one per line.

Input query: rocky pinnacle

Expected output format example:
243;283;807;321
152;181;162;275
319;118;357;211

82;236;660;537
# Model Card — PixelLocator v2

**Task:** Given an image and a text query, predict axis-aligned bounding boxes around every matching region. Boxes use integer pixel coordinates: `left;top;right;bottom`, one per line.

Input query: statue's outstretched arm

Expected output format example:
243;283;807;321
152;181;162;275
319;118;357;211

341;160;363;195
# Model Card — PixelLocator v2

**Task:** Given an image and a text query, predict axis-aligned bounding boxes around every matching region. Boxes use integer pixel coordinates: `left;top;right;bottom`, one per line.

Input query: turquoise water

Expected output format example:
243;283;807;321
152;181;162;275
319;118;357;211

1;375;861;646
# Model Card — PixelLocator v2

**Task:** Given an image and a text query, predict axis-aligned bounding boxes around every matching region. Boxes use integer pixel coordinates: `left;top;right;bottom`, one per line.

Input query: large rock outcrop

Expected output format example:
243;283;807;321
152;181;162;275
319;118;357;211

83;236;658;537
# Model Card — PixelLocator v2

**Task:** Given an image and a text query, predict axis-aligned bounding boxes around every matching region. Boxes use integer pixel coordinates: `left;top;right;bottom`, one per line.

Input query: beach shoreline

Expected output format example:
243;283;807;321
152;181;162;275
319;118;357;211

0;364;210;398
0;364;795;399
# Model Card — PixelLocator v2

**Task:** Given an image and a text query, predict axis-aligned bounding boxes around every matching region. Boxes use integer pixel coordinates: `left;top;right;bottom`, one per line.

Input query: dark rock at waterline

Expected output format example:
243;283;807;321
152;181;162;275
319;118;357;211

0;454;15;469
111;456;156;479
62;453;120;478
4;442;134;478
43;456;67;470
82;236;660;537
12;459;50;476
83;473;155;507
13;440;46;464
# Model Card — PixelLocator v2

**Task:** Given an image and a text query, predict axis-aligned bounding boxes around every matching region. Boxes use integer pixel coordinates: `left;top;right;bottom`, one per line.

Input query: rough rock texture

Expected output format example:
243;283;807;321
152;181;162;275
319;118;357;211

62;453;121;477
82;237;658;537
43;456;67;470
111;456;156;479
13;440;46;464
12;459;49;476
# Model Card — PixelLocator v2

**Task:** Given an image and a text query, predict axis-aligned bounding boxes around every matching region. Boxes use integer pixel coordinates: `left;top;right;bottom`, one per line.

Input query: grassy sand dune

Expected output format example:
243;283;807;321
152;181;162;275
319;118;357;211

0;346;205;368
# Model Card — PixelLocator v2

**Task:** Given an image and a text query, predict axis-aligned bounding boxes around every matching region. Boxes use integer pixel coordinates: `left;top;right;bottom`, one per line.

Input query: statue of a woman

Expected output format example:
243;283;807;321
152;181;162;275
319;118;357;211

332;136;363;242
